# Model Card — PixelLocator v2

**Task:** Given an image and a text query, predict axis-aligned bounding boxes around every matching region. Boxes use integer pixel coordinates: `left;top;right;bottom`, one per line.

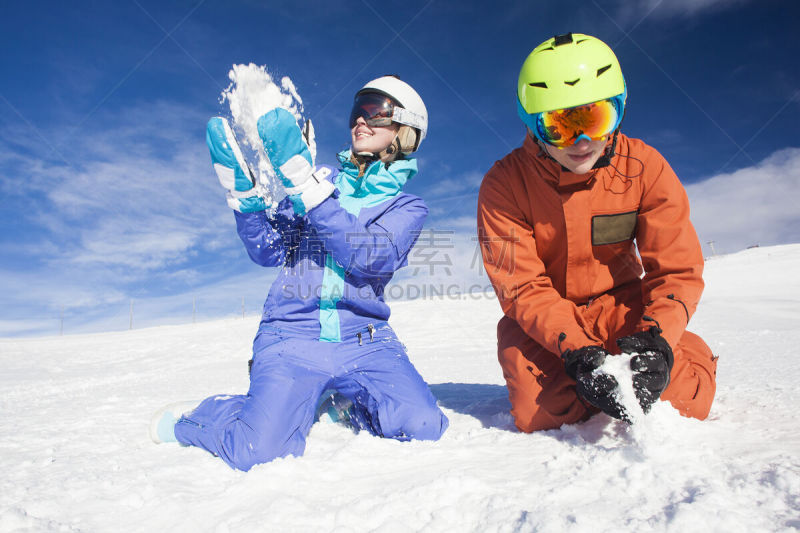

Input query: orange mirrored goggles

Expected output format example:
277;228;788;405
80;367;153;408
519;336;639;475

533;95;624;148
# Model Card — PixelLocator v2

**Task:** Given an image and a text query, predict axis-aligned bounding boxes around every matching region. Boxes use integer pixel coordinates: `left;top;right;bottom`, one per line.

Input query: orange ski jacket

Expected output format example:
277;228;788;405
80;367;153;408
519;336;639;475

477;133;704;354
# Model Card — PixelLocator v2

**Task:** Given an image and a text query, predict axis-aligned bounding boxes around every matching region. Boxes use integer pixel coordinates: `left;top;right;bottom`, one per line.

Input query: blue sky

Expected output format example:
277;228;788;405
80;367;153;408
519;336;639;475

1;0;798;337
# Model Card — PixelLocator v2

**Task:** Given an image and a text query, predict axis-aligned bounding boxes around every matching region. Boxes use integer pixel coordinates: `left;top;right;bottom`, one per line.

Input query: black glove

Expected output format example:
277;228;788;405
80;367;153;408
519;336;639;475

562;345;629;422
616;326;674;413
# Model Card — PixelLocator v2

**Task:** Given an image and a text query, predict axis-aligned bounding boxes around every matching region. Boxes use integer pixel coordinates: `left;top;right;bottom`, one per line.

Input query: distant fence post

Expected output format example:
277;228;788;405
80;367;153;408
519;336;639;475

707;240;717;257
129;299;134;330
242;296;245;319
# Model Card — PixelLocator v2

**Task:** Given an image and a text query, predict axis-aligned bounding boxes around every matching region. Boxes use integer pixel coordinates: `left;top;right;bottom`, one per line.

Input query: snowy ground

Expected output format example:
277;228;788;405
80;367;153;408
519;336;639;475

2;244;799;532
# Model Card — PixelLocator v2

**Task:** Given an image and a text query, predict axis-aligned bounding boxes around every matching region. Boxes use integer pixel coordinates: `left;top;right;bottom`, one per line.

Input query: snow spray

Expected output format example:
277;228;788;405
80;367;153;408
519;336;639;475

219;63;313;202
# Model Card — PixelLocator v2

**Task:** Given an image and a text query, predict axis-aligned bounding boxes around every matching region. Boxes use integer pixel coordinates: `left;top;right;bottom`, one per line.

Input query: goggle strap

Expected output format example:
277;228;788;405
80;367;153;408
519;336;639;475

392;107;425;130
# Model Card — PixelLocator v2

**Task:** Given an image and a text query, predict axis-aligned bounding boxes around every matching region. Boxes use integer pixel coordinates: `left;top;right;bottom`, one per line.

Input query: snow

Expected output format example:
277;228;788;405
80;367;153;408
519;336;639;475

220;63;308;203
2;244;800;532
595;352;646;424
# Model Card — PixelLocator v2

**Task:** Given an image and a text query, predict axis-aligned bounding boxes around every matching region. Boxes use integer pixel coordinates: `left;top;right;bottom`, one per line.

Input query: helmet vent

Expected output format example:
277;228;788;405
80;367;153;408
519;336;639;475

597;65;612;77
564;79;580;86
528;82;548;89
553;33;573;46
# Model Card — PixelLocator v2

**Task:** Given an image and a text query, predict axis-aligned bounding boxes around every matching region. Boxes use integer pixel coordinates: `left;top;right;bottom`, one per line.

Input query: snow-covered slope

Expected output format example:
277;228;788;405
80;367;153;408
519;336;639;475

1;245;799;532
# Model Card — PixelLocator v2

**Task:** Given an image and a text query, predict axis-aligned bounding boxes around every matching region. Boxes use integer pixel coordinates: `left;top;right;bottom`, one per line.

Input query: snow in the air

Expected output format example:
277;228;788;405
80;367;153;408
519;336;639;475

219;63;311;204
1;244;799;532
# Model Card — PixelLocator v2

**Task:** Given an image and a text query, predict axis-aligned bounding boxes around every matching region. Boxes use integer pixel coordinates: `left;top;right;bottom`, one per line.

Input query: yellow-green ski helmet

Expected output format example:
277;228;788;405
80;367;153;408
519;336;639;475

517;33;627;135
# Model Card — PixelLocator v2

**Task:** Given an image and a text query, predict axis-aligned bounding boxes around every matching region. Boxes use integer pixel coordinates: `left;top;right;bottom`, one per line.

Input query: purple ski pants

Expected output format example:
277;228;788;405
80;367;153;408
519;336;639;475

174;323;448;471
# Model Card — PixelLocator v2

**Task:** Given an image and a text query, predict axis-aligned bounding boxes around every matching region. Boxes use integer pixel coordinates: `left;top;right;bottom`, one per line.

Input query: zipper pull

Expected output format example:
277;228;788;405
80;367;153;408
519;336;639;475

367;324;375;342
356;332;363;346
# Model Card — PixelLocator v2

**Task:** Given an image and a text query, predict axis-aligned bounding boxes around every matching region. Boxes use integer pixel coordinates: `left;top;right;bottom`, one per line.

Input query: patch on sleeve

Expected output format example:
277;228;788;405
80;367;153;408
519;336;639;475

592;210;637;245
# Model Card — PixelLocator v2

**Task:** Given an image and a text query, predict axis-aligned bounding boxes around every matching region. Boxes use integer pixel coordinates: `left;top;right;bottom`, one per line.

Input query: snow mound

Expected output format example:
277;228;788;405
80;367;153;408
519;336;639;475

1;244;799;531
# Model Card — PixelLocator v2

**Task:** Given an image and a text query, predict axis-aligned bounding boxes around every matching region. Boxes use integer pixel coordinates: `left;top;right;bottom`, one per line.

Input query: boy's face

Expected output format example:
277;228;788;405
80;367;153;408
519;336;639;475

543;137;608;174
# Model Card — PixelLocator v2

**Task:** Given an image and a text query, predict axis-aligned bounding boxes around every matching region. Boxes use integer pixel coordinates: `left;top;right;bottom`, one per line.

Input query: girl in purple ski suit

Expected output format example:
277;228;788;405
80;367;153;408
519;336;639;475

155;76;448;471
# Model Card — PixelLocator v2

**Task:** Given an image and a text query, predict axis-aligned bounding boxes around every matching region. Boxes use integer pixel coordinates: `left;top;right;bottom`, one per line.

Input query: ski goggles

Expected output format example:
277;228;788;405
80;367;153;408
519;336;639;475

530;94;625;148
349;92;398;128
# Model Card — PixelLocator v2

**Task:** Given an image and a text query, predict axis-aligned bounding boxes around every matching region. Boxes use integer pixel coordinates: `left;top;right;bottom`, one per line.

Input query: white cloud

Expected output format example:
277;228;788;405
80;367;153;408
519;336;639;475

614;0;752;21
392;227;489;292
687;147;800;255
0;317;64;338
424;170;483;198
0;98;260;336
3;99;239;274
65;221;201;269
0;257;278;337
428;215;477;233
63;265;277;336
0;266;127;314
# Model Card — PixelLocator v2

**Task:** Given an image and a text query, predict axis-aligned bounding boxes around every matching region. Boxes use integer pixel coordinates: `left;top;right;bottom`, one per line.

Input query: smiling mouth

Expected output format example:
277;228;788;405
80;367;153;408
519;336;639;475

568;152;593;161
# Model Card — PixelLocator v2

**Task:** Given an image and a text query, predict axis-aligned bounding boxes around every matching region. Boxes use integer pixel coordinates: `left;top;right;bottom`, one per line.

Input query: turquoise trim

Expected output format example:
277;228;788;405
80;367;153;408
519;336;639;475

516;98;539;134
206;117;253;192
237;196;269;213
289;194;307;216
256;109;313;189
319;255;345;342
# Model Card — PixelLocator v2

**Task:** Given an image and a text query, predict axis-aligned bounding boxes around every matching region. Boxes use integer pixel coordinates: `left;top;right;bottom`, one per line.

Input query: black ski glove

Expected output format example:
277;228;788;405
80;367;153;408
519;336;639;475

562;345;628;422
616;326;674;413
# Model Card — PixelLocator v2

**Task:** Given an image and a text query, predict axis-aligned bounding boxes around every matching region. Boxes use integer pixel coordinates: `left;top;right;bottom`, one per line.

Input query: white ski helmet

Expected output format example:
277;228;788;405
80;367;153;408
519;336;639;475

355;76;428;153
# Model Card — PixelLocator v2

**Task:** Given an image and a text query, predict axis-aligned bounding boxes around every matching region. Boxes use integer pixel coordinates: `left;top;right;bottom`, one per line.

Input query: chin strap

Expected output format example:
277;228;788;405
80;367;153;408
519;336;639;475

350;152;374;177
591;129;620;169
352;136;403;177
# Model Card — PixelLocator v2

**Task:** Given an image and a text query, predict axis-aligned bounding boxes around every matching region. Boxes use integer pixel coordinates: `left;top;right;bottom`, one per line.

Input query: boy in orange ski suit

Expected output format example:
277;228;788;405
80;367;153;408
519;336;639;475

477;33;717;431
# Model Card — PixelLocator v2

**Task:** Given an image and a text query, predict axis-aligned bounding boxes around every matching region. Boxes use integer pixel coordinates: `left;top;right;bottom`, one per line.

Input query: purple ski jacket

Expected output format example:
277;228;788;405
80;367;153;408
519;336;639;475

234;151;426;342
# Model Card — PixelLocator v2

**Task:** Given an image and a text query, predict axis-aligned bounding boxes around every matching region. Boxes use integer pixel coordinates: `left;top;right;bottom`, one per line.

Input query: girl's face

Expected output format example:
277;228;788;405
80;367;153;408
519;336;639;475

351;116;399;157
543;137;608;174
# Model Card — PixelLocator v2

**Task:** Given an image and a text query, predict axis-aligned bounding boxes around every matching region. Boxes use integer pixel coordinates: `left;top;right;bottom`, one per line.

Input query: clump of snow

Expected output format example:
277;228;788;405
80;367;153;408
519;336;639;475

595;351;646;424
2;244;800;531
220;63;312;201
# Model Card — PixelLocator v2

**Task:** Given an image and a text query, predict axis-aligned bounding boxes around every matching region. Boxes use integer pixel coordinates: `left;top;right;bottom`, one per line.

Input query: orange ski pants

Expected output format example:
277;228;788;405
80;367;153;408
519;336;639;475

497;286;718;432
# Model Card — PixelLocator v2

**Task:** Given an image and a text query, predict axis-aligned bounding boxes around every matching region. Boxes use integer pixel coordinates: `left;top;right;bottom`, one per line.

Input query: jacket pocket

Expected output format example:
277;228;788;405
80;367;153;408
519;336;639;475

592;210;637;245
